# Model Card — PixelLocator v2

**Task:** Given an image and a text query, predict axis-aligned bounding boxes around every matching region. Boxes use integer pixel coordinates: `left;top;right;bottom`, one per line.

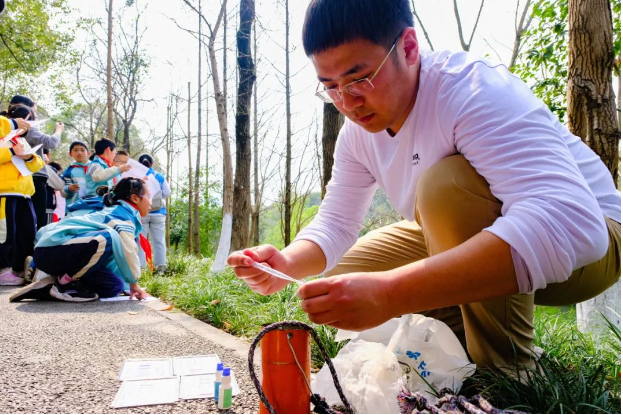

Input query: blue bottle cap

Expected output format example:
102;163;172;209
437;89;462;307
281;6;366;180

222;368;231;376
216;363;224;371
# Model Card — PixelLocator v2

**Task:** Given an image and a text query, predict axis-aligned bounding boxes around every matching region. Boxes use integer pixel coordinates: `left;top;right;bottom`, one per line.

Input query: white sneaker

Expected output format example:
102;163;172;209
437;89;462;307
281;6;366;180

31;268;49;282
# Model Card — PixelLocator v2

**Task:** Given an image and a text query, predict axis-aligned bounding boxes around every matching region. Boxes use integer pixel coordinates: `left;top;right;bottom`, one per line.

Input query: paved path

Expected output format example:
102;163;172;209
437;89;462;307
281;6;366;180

0;286;261;414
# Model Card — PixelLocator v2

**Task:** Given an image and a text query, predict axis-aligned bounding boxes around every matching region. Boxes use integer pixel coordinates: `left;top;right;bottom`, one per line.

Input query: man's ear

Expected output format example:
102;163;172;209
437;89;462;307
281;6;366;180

400;27;419;67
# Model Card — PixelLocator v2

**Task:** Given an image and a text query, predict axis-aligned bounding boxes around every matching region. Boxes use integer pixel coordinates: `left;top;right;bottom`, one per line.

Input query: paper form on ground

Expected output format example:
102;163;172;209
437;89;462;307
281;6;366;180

173;355;221;376
179;372;240;400
111;377;179;408
118;358;174;381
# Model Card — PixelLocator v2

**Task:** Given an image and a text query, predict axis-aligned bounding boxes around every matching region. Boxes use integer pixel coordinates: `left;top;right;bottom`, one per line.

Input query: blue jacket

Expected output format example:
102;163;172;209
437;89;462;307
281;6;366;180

62;162;89;207
85;156;121;198
35;201;143;284
65;196;105;218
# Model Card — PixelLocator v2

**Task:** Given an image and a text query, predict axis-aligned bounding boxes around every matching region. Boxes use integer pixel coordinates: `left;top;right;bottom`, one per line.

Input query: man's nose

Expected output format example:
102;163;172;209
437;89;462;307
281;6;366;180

341;91;363;112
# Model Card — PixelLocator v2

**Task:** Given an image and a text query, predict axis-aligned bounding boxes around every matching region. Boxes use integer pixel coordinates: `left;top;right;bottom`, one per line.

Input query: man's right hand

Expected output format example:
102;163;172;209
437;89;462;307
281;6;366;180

227;244;293;295
119;164;132;173
68;184;80;192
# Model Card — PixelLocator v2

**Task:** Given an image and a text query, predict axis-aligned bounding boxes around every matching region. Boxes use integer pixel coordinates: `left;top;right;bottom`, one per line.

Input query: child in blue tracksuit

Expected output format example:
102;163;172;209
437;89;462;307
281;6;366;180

84;138;131;198
63;140;90;207
10;178;152;303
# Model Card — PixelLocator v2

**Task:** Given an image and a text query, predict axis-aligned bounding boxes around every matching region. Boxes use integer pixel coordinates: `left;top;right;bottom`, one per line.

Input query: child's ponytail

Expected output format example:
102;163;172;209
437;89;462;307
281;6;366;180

5;104;32;120
103;178;146;207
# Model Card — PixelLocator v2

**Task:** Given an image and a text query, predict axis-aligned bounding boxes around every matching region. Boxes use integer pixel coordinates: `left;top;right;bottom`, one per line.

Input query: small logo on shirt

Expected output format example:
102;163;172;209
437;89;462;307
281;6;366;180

412;153;420;166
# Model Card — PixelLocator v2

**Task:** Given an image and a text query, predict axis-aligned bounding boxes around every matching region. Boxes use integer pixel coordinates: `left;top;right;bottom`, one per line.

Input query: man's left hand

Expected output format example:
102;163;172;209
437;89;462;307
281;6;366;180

297;272;394;331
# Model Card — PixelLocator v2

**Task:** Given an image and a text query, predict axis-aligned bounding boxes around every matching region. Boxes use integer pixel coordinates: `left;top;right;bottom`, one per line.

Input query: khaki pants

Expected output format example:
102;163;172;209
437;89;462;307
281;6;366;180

327;155;621;369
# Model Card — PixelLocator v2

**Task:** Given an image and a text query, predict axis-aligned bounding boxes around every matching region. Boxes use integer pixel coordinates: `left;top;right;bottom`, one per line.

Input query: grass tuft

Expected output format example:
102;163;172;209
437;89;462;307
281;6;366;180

462;307;621;413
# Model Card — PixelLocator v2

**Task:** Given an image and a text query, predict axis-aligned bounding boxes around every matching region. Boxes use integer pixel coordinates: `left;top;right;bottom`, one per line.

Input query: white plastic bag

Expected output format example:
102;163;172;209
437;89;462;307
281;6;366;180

311;340;403;414
316;314;475;411
387;315;475;395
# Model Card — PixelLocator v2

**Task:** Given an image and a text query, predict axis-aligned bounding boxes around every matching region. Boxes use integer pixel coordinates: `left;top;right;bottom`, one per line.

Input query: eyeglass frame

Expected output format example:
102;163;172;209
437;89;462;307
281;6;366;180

315;34;402;104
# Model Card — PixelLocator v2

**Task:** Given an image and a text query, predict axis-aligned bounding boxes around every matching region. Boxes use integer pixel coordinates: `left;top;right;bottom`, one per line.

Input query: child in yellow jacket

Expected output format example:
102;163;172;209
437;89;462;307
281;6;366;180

0;109;45;285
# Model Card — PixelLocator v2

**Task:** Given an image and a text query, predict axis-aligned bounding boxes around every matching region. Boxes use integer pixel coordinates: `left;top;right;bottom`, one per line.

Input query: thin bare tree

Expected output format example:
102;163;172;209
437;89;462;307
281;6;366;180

106;0;114;140
193;0;203;255
111;2;149;152
284;0;292;246
180;0;232;269
250;16;260;246
231;0;256;251
410;0;434;50
187;81;194;254
452;0;485;51
509;0;533;69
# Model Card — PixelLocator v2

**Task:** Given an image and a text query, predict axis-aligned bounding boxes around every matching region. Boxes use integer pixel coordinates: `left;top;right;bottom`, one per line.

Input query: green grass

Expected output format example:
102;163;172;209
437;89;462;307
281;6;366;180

142;253;621;413
461;307;621;413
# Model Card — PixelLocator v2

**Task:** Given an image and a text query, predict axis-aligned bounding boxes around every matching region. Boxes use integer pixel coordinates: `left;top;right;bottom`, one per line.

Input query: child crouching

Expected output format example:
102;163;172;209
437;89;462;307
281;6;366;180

10;178;151;302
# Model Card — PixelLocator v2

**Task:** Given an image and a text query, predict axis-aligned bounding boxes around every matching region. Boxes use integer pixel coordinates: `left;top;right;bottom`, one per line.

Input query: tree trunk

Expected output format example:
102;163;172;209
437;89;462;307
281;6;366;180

122;122;130;152
205;71;210;204
106;0;114;141
567;0;620;183
193;0;202;255
223;0;228;117
209;3;234;273
568;0;621;334
165;94;172;250
231;0;256;252
284;0;292;246
187;81;194;254
250;17;260;247
321;103;344;199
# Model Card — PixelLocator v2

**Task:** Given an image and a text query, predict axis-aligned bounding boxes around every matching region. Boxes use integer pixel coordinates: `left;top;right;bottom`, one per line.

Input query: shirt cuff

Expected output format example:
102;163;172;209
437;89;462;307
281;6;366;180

511;246;533;294
10;119;17;130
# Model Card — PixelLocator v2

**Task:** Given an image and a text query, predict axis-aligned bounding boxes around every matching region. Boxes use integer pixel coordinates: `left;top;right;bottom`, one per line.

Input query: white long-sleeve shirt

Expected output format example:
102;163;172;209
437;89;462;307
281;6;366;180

294;50;621;294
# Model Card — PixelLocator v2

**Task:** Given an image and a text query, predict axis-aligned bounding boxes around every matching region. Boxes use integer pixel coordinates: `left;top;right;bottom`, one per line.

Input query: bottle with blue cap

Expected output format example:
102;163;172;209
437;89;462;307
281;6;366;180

214;362;224;403
217;367;233;410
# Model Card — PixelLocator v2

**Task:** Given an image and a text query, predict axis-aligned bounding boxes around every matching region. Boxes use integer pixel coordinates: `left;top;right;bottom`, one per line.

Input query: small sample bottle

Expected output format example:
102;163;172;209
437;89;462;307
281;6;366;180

214;362;224;403
217;367;233;411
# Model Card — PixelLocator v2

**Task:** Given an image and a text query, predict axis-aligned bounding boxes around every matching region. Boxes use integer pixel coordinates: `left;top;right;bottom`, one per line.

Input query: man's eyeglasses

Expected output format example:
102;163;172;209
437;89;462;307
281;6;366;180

315;36;400;104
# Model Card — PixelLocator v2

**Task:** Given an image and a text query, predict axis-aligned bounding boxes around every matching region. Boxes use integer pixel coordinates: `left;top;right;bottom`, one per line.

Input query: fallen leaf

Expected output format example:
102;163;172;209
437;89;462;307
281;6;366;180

127;311;139;315
209;299;220;306
160;305;174;311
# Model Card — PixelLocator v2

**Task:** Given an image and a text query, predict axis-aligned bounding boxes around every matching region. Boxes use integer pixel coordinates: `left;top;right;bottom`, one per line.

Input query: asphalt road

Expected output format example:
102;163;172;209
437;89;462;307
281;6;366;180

0;286;261;414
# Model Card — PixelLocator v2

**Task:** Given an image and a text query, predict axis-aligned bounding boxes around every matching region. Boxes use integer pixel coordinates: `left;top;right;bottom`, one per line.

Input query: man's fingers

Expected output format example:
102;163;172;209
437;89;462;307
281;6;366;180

300;293;332;315
245;244;278;262
227;251;253;267
297;278;332;300
307;310;339;326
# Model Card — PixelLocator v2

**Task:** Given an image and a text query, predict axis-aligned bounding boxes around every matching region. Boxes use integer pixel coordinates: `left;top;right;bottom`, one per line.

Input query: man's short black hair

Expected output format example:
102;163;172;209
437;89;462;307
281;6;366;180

302;0;414;56
69;140;89;152
94;138;116;155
